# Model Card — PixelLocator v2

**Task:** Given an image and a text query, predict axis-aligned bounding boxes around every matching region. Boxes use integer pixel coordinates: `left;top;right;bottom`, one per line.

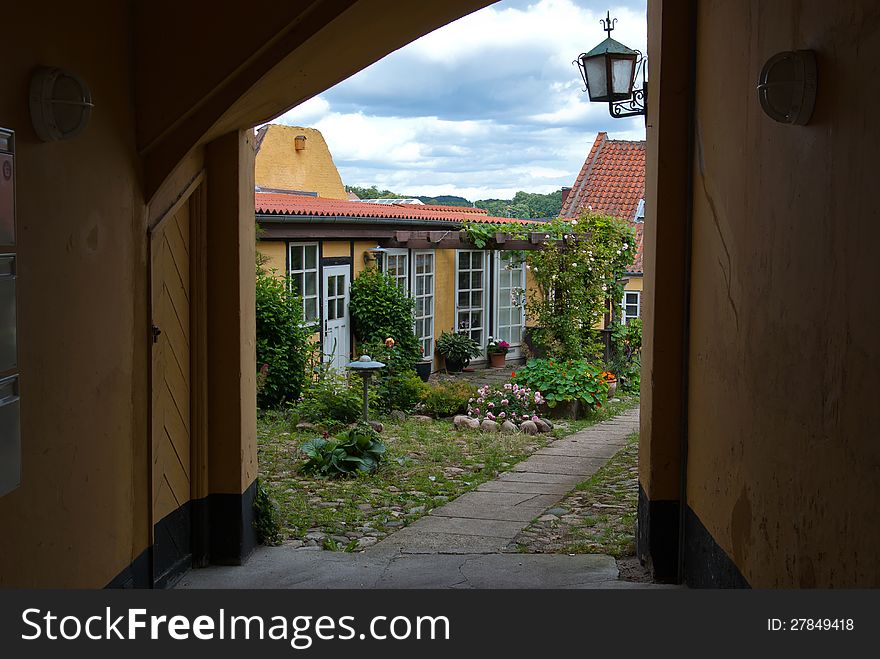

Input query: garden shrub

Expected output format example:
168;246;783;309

466;383;543;424
421;380;475;417
349;268;421;368
358;340;428;414
252;478;283;546
293;364;362;428
299;422;387;477
512;358;609;411
608;318;642;394
255;270;317;408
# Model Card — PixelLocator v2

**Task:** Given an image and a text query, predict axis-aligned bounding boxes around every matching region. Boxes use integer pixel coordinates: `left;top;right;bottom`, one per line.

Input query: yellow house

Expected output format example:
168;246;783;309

254;124;540;372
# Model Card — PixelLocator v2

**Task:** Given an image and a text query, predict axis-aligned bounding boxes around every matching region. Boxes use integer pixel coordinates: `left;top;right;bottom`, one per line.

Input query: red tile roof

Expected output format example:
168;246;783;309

561;132;645;274
255;193;535;225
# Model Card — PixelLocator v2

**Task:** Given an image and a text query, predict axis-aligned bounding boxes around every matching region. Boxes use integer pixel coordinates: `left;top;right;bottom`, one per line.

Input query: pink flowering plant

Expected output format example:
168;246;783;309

486;337;511;355
467;382;544;424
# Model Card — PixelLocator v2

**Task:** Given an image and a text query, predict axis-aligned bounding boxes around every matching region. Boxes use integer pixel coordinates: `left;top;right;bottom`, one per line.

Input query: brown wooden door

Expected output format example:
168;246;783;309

150;198;193;585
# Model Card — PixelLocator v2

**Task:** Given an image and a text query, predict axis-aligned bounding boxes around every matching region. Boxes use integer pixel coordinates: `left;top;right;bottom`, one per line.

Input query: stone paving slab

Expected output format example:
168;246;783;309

496;471;580;485
477;480;571;495
408;515;526;537
429;492;561;522
511;456;610;475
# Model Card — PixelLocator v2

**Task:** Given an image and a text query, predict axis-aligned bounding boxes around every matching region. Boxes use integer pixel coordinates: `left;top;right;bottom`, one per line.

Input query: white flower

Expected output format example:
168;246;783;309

601;285;607;291
571;262;578;268
616;249;622;255
571;219;578;226
622;243;629;249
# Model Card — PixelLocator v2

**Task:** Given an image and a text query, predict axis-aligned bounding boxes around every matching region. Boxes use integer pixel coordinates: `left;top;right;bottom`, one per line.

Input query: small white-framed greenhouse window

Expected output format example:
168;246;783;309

382;248;409;293
288;242;319;323
622;290;641;324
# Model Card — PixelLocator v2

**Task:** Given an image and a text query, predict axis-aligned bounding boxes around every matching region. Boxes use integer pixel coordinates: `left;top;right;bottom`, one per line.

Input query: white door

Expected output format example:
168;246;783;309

494;252;527;358
322;265;350;370
456;250;487;359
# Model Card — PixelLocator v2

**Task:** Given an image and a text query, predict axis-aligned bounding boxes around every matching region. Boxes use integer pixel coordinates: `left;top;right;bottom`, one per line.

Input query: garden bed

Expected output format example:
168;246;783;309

257;396;639;550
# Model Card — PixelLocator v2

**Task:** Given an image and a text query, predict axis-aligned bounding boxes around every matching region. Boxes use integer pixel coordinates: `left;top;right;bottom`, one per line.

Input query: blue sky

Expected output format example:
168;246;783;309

273;0;647;200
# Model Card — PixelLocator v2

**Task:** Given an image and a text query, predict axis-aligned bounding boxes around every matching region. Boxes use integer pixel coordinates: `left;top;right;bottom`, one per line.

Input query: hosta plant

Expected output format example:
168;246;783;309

299;423;387;477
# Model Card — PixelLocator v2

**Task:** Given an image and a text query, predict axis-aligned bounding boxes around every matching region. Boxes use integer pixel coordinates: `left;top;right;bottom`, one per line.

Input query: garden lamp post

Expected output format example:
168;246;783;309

347;355;385;423
575;10;647;119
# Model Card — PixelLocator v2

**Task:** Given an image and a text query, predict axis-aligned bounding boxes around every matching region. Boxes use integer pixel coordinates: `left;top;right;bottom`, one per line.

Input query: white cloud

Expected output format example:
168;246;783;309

272;0;647;200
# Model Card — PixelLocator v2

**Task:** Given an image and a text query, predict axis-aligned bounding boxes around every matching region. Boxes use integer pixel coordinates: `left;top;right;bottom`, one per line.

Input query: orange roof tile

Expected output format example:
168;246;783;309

561;132;646;274
255;193;535;225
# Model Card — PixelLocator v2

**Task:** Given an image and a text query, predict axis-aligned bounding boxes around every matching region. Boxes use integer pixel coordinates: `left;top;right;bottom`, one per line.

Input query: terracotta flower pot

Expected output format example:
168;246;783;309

488;352;507;368
606;380;618;398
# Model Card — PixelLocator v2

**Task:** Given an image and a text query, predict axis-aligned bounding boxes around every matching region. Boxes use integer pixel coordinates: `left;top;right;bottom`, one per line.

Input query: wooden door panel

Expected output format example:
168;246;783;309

151;202;192;525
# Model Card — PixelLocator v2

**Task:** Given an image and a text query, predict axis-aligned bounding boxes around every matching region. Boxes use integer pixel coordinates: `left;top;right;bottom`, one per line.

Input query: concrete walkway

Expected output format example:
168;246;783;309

177;407;658;589
370;406;640;554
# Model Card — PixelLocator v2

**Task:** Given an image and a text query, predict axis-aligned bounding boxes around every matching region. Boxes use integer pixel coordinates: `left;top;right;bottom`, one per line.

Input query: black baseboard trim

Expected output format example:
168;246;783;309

209;479;258;566
683;505;750;589
106;547;152;589
105;478;258;589
636;484;679;583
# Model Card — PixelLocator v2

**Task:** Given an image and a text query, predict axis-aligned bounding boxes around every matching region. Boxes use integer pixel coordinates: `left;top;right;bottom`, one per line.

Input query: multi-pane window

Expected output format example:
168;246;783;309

456;250;486;348
496;254;526;347
413;251;434;358
288;243;319;322
623;290;641;323
383;249;409;292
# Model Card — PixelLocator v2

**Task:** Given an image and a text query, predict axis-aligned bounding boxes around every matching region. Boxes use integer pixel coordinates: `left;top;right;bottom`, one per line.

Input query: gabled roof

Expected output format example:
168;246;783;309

561;131;646;274
255;192;532;225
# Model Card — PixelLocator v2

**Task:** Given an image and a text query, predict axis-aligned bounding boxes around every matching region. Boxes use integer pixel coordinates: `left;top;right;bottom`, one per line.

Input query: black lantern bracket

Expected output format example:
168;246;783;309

575;10;647;120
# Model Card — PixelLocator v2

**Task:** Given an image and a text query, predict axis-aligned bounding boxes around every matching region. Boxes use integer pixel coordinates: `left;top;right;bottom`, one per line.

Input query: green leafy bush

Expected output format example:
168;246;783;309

252;479;283;546
421;380;476;417
358;340;428;413
512;358;608;410
255;270;317;408
349;268;421;368
608;318;642;394
299;423;387;477
293;365;362;428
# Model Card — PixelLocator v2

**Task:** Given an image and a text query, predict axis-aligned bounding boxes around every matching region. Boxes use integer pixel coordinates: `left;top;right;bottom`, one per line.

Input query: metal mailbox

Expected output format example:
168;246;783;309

0;255;15;372
0;375;19;497
0;128;13;246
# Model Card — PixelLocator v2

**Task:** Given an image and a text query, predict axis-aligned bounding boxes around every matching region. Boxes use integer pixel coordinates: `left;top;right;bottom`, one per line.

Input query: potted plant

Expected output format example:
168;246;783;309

436;331;482;373
486;336;510;368
414;344;432;382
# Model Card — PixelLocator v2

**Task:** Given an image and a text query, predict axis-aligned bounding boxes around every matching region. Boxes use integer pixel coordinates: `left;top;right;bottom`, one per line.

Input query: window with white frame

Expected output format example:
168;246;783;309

383;248;409;292
622;290;641;324
288;242;319;322
456;250;486;348
412;251;434;359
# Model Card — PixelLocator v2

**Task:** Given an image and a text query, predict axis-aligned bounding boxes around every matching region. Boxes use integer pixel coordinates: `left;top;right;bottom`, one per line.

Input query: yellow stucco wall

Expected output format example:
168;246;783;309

323;240;351;258
258;240;286;276
683;0;880;587
255;125;347;199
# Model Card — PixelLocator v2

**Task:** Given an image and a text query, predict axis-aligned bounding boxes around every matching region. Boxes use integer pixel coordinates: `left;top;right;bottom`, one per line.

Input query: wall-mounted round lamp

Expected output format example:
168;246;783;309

29;67;94;142
757;50;817;125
